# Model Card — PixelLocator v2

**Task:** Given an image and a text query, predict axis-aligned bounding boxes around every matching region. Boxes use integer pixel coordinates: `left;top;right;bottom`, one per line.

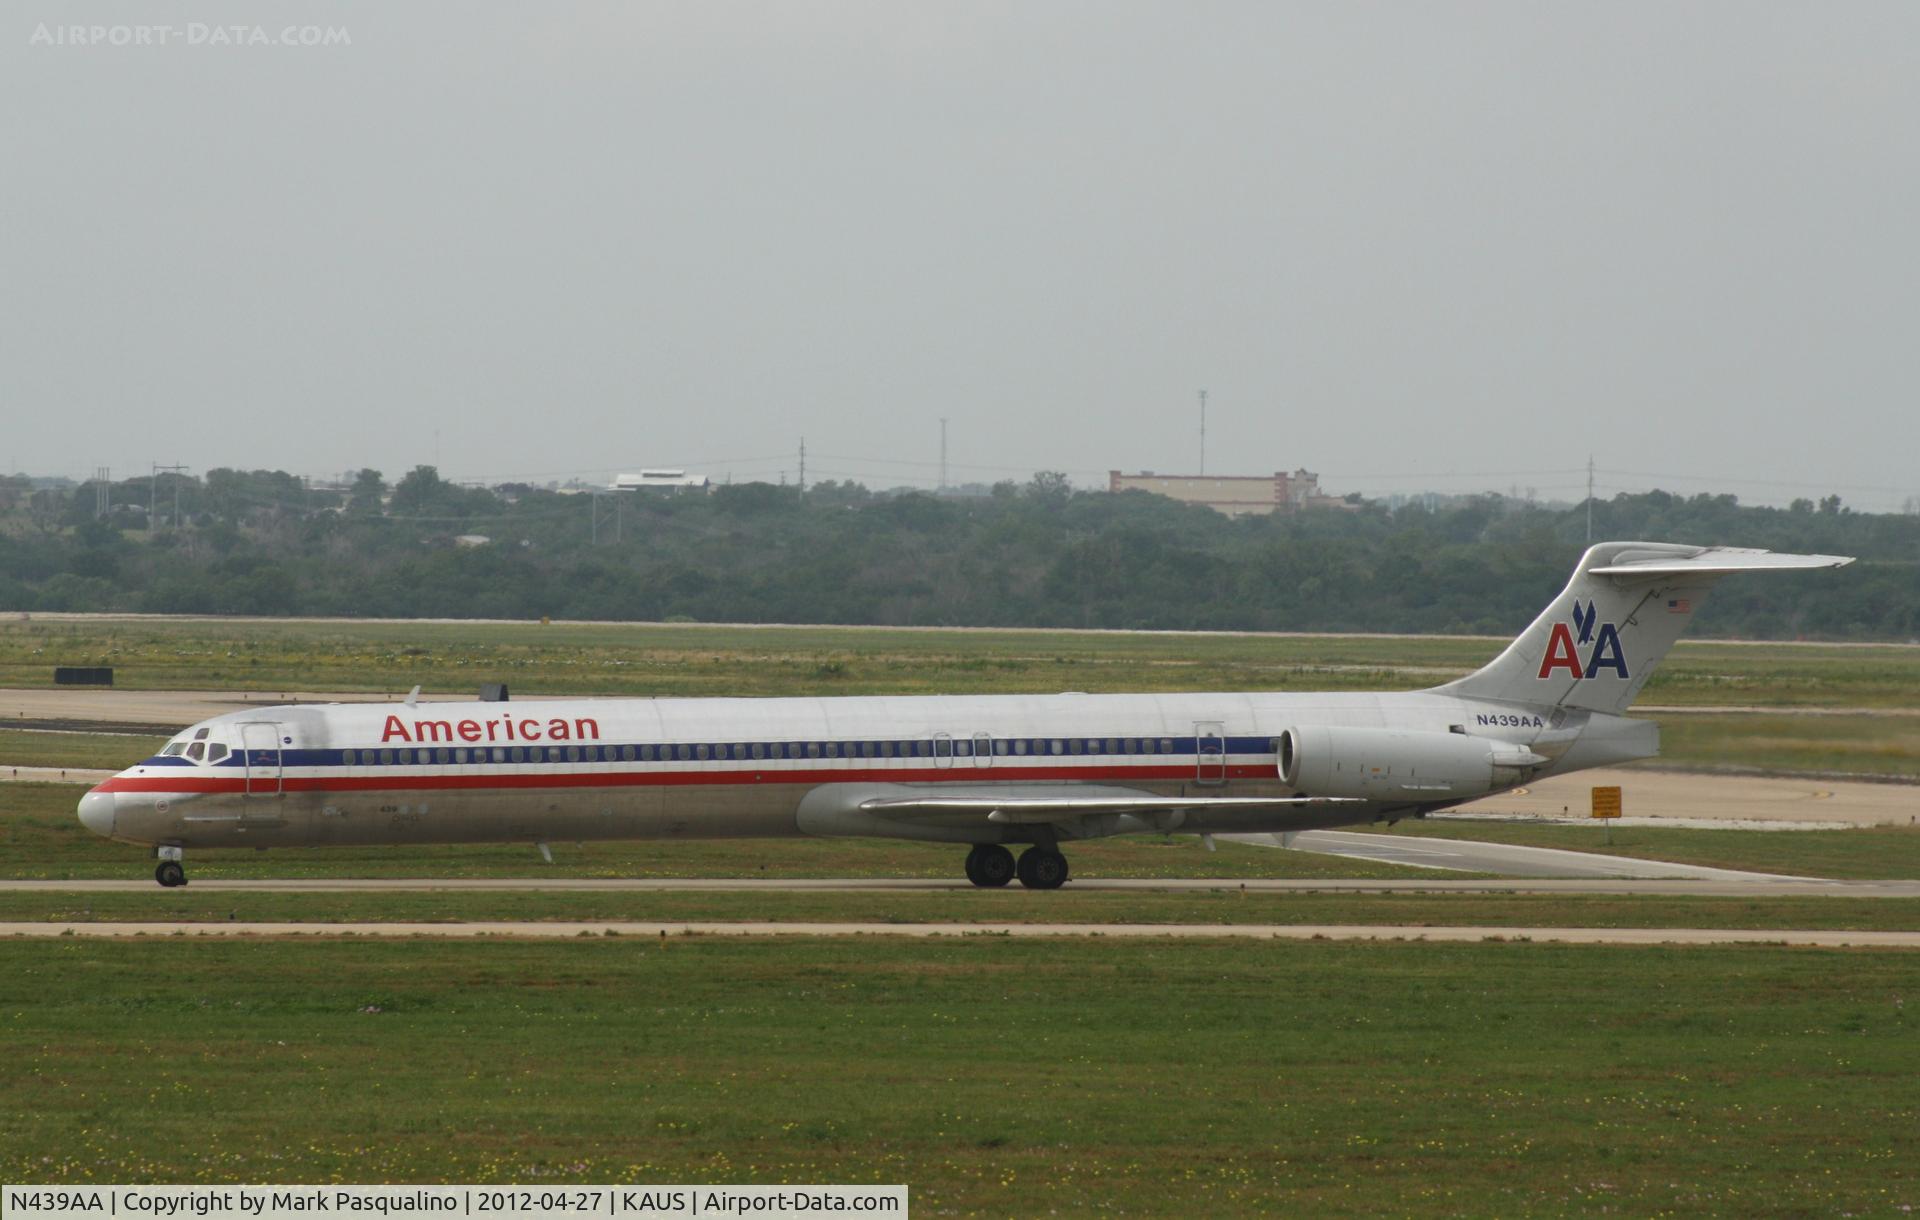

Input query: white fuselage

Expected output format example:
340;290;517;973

82;689;1657;852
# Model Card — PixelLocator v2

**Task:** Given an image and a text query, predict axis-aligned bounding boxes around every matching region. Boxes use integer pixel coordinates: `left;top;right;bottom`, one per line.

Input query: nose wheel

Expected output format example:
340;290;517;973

153;845;187;888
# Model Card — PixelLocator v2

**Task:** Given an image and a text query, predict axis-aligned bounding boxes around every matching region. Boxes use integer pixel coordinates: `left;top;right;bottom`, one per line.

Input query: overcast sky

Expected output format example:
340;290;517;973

4;3;1916;508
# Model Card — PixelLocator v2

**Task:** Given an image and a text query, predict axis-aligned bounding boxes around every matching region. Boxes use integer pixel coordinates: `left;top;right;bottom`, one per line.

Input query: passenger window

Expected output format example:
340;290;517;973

1050;740;1063;756
436;748;451;765
806;742;820;758
378;749;392;765
1160;739;1175;754
824;742;838;758
994;739;1009;756
751;743;764;760
621;745;634;762
343;749;356;766
955;740;971;757
673;745;688;761
1105;738;1119;754
492;748;505;763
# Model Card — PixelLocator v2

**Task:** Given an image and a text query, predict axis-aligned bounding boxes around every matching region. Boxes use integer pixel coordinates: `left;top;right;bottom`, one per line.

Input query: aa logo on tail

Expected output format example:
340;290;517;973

1538;599;1629;680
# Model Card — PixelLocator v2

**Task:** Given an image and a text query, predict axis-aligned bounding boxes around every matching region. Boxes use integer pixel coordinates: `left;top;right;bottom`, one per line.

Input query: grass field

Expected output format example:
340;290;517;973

3;888;1919;931
5;615;1918;705
1652;711;1920;777
0;728;166;771
3;938;1915;1215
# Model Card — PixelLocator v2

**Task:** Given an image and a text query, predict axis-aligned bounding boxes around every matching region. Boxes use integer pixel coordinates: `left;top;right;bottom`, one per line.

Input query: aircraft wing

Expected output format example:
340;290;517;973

858;790;1359;825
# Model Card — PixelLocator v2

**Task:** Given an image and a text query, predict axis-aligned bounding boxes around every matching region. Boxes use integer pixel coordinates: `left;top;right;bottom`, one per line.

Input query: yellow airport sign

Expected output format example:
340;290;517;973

1591;786;1623;820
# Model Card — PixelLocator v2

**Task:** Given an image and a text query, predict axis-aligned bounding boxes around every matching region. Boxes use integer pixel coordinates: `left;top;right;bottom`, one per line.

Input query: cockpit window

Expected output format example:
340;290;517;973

161;742;187;756
186;742;206;761
193;727;210;741
207;744;229;762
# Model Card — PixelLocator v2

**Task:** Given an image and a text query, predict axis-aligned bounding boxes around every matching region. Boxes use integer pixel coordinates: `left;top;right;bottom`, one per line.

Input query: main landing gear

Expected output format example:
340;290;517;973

154;846;187;888
964;843;1068;890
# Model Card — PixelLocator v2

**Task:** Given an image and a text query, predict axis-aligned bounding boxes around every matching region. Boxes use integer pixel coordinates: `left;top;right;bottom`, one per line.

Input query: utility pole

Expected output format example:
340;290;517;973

590;489;621;544
939;418;948;493
94;467;110;518
798;437;806;496
1586;455;1595;542
1198;390;1207;475
151;463;187;530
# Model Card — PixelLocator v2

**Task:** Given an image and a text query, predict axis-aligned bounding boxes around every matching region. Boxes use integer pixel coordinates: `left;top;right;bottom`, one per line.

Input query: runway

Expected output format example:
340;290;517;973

4;919;1917;947
1235;830;1800;880
3;876;1916;896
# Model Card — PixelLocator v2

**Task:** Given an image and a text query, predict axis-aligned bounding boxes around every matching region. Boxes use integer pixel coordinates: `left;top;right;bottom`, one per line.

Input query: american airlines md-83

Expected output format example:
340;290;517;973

78;542;1850;888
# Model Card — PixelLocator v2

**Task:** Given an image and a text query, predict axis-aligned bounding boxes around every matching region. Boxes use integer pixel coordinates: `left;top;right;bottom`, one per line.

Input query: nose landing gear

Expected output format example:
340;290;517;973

154;846;187;888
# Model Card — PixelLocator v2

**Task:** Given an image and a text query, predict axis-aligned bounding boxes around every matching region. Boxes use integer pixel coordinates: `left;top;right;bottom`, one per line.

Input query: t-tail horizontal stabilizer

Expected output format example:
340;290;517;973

1435;543;1852;716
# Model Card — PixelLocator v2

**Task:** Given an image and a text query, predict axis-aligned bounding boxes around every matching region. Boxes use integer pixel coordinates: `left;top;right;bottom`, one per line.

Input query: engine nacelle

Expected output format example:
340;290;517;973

1278;725;1544;801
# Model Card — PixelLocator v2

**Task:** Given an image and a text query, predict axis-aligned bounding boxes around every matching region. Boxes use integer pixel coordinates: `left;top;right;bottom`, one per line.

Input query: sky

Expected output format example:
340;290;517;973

3;3;1917;509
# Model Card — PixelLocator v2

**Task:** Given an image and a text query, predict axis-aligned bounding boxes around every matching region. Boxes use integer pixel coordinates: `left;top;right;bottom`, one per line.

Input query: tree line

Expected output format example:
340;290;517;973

1;467;1914;640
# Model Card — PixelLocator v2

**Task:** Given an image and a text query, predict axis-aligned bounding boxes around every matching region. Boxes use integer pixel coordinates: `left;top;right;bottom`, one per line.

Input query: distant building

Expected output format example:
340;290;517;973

1108;469;1356;517
612;469;711;493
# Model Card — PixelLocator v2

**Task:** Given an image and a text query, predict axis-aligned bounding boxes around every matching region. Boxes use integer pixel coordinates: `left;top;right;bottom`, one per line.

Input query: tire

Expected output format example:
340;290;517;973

966;844;1015;888
155;860;187;888
1015;847;1068;890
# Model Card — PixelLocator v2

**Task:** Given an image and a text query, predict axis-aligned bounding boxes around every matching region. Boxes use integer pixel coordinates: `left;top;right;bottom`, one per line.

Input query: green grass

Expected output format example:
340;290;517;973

4;617;1917;705
3;888;1919;931
2;938;1915;1215
0;783;1440;882
0;728;164;771
1369;819;1920;880
1649;711;1920;777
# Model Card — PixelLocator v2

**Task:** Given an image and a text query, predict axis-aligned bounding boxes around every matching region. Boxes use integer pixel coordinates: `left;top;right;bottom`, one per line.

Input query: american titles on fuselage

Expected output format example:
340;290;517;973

381;714;600;744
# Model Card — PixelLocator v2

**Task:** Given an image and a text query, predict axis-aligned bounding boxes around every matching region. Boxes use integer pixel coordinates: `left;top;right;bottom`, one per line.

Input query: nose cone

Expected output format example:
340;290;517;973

78;788;116;839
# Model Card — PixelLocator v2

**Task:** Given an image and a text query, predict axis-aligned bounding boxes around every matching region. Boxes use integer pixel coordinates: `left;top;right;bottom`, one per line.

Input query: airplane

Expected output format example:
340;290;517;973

76;541;1851;888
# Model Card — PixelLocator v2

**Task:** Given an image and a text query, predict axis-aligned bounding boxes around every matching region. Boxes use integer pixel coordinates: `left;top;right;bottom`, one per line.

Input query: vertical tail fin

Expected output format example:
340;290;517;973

1434;543;1852;715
